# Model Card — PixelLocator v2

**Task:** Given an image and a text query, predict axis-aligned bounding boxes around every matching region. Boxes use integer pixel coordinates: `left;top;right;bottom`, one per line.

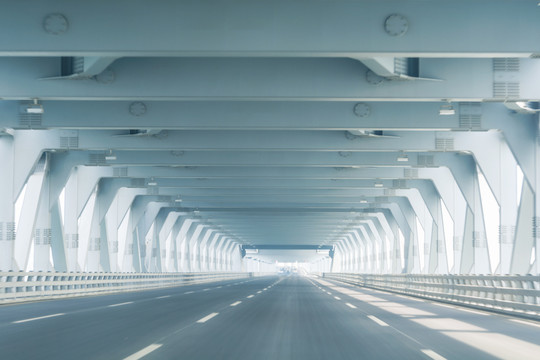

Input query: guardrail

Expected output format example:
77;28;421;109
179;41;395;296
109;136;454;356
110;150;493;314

0;271;251;304
323;273;540;320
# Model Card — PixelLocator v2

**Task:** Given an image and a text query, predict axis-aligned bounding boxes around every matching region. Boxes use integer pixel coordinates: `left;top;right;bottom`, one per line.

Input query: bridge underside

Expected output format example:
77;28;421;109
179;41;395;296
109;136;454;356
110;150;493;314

0;0;539;276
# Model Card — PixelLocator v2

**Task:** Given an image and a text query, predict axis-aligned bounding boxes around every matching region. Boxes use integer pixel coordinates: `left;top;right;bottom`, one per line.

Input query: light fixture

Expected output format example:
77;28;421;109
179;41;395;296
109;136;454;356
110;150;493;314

374;182;384;188
174;196;182;203
439;104;455;115
105;149;116;161
397;154;409;162
147;177;157;186
26;99;44;114
360;199;368;204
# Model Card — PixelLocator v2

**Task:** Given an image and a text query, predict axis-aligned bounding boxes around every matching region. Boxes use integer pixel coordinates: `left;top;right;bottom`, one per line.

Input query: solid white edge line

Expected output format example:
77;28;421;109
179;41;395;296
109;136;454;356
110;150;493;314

123;344;163;360
421;349;447;360
511;319;540;328
13;313;65;324
345;303;357;309
230;301;242;307
108;302;134;307
197;312;219;323
368;315;389;327
247;294;254;298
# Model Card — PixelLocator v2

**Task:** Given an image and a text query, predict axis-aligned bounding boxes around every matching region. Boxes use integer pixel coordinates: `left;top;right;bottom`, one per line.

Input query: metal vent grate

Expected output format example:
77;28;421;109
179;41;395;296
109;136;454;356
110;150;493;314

493;58;520;72
72;57;85;74
435;138;454;151
60;136;79;149
404;168;418;178
473;231;487;248
394;57;408;75
113;167;128;177
392;179;407;188
19;113;42;128
459;115;482;129
493;82;520;98
499;225;515;244
493;59;520;98
533;217;540;240
89;154;106;165
417;155;434;166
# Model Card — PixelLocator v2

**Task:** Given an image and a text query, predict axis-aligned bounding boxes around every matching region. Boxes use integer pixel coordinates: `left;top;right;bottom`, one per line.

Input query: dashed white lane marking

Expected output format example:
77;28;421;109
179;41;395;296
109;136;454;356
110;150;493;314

257;291;262;294
421;349;447;360
334;296;341;300
108;302;134;308
123;344;163;360
326;292;332;295
368;315;389;327
247;295;255;298
217;286;222;289
197;312;219;323
203;288;211;291
230;301;242;307
511;319;540;328
184;291;194;294
13;313;65;324
155;295;171;299
346;303;357;309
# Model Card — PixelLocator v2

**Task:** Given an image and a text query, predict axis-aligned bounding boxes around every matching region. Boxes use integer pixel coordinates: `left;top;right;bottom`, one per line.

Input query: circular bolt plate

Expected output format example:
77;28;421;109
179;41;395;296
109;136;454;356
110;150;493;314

129;102;147;116
384;14;409;37
353;103;371;117
43;13;69;35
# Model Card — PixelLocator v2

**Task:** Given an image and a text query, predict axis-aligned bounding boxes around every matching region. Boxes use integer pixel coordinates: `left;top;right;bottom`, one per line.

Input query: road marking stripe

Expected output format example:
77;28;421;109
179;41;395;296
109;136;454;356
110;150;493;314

108;302;133;307
511;319;540;328
184;291;194;294
247;295;254;298
257;291;262;294
155;295;170;299
230;301;242;307
13;313;65;324
327;292;332;295
334;296;341;300
421;349;447;360
217;286;222;289
123;344;163;360
203;288;211;291
368;315;389;327
346;303;357;309
197;312;219;323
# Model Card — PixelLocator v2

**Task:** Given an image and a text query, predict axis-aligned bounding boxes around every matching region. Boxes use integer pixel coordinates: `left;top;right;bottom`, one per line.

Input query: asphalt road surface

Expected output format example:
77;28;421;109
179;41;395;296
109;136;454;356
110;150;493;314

1;275;540;360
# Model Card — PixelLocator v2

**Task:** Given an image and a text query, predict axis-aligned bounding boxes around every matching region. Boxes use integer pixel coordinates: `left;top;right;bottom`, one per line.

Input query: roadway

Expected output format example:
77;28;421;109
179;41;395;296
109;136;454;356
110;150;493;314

1;275;540;359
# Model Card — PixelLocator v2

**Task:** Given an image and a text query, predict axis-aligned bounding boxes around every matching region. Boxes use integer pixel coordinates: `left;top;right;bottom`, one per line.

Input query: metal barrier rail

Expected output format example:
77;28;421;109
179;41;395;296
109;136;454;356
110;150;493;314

323;273;540;320
0;271;251;304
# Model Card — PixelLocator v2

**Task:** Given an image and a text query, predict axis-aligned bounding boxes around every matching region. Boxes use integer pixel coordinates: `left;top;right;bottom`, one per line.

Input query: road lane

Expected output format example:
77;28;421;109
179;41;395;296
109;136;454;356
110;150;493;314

0;277;278;360
2;275;540;360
